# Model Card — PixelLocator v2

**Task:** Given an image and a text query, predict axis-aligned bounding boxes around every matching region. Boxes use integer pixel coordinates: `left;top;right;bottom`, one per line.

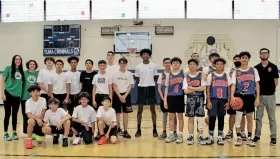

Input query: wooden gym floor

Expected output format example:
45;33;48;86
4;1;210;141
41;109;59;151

0;106;280;159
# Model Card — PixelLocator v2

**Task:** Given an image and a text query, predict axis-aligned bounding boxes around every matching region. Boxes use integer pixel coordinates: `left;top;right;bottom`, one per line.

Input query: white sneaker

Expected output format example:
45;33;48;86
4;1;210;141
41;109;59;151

72;137;81;145
176;134;183;144
22;133;27;138
165;134;176;143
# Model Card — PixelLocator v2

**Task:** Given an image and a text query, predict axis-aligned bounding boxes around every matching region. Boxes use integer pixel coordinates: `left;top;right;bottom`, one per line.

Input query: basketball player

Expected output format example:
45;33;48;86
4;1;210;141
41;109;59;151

184;53;203;73
206;58;231;145
230;51;260;147
225;55;246;140
37;57;56;105
185;59;206;145
135;49;158;137
203;50;220;76
112;57;134;138
164;57;185;144
66;56;81;116
157;58;177;140
106;51;120;75
48;60;71;109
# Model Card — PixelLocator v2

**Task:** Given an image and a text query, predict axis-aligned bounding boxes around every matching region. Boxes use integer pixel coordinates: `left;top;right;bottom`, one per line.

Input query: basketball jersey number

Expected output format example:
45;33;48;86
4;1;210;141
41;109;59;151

243;82;249;92
216;88;223;98
173;84;179;93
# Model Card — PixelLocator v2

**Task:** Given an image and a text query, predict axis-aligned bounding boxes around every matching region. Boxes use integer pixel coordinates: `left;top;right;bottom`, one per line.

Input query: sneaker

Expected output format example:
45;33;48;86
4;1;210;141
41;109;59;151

217;136;224;145
252;136;260;143
22;133;27;138
135;129;141;138
187;136;194;145
4;134;12;141
241;131;247;141
246;137;256;147
25;138;32;149
123;131;131;139
153;129;158;137
176;134;183;144
198;136;206;145
206;136;214;145
98;136;107;145
174;132;178;140
31;134;36;140
94;132;101;140
165;134;176;143
35;135;44;143
72;137;81;145
118;128;124;136
68;131;73;137
235;136;242;146
225;131;233;139
53;135;59;144
270;138;276;146
158;132;167;140
62;138;68;147
12;132;19;140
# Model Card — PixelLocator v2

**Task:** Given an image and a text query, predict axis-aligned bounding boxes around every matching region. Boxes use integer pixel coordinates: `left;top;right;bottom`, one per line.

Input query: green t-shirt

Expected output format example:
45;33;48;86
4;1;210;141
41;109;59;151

2;66;23;97
21;70;39;100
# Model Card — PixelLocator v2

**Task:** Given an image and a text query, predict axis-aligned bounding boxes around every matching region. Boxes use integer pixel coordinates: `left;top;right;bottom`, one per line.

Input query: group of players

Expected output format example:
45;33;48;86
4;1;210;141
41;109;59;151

0;48;277;149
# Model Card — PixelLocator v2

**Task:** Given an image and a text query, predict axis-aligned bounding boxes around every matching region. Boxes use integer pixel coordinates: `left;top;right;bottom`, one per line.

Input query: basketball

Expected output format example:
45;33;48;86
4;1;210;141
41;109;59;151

231;97;244;110
205;116;209;125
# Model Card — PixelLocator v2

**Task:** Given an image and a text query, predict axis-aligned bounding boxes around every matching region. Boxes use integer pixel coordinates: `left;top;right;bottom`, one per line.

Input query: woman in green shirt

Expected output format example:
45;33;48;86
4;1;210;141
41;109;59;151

21;60;39;137
1;55;25;141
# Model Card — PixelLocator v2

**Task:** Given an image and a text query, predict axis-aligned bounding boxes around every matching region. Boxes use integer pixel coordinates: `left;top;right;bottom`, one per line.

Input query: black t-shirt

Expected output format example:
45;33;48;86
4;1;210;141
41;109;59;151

80;70;97;95
255;61;279;95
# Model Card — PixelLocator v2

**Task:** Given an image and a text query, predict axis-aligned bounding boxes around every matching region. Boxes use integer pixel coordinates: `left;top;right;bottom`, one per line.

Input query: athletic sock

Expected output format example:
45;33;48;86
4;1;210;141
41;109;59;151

153;124;156;130
248;132;252;138
218;130;223;137
63;135;68;138
163;130;166;133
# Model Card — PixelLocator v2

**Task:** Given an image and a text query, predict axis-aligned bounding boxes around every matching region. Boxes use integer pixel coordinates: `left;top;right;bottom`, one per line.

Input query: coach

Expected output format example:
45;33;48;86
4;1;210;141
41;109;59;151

253;48;279;145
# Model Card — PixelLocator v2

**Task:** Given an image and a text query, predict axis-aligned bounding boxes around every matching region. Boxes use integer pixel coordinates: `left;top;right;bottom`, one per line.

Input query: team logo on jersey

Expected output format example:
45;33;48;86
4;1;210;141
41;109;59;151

28;75;36;84
268;67;272;72
15;72;22;79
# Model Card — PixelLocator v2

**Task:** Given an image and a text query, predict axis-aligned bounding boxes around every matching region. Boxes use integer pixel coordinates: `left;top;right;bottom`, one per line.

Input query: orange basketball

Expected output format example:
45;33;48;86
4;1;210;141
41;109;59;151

204;116;209;125
231;97;243;110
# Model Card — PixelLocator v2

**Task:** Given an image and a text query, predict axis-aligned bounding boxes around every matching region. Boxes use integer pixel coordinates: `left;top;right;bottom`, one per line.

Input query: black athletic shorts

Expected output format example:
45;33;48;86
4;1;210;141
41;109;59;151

69;93;80;113
104;125;118;138
50;125;64;135
167;95;185;113
53;93;67;109
185;95;205;117
95;94;109;111
227;106;236;115
137;86;157;105
160;99;168;113
31;120;45;136
71;121;93;144
113;93;133;113
234;94;255;114
208;98;227;116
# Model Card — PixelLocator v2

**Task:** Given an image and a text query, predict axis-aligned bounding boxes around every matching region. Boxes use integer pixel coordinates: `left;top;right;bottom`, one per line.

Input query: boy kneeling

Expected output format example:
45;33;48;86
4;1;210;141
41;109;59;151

71;92;96;145
42;98;71;147
97;96;118;145
25;85;47;149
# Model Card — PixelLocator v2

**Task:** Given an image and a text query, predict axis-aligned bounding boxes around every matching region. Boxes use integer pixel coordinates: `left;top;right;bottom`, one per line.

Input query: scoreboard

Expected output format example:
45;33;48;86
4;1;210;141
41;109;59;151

43;24;81;56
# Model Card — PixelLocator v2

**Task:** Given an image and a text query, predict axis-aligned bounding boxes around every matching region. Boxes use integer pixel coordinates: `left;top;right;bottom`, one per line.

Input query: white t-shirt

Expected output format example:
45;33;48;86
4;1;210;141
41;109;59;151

48;72;71;94
72;105;97;127
66;71;81;95
25;97;47;116
231;68;260;84
112;70;134;93
37;68;56;94
96;106;117;126
92;73;112;94
106;64;120;77
182;77;188;89
135;62;158;87
43;108;68;126
206;72;231;86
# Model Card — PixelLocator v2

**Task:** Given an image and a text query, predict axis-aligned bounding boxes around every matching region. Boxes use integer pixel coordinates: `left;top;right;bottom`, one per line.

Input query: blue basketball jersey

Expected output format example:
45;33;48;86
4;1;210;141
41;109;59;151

186;72;204;96
168;70;184;96
210;72;228;99
235;67;256;95
160;72;167;93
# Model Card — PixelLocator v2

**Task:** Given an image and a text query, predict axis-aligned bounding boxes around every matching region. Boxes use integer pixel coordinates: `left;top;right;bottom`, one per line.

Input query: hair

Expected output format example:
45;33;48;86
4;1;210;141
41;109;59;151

188;58;198;65
55;59;64;65
214;57;227;65
119;57;128;64
85;59;93;65
140;49;152;56
208;52;220;60
107;51;115;55
44;57;55;64
102;95;111;102
27;85;41;93
26;60;38;70
48;98;60;105
67;56;79;64
191;53;199;57
239;51;251;59
259;48;270;54
11;55;25;83
171;57;182;64
79;92;91;100
233;54;240;60
98;60;107;65
163;58;171;63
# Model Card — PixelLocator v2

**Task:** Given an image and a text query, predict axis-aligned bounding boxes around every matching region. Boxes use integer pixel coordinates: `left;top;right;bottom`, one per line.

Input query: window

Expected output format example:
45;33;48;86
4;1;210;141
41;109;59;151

1;0;44;22
91;0;136;19
139;0;185;19
187;0;232;19
234;0;279;19
46;0;90;21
